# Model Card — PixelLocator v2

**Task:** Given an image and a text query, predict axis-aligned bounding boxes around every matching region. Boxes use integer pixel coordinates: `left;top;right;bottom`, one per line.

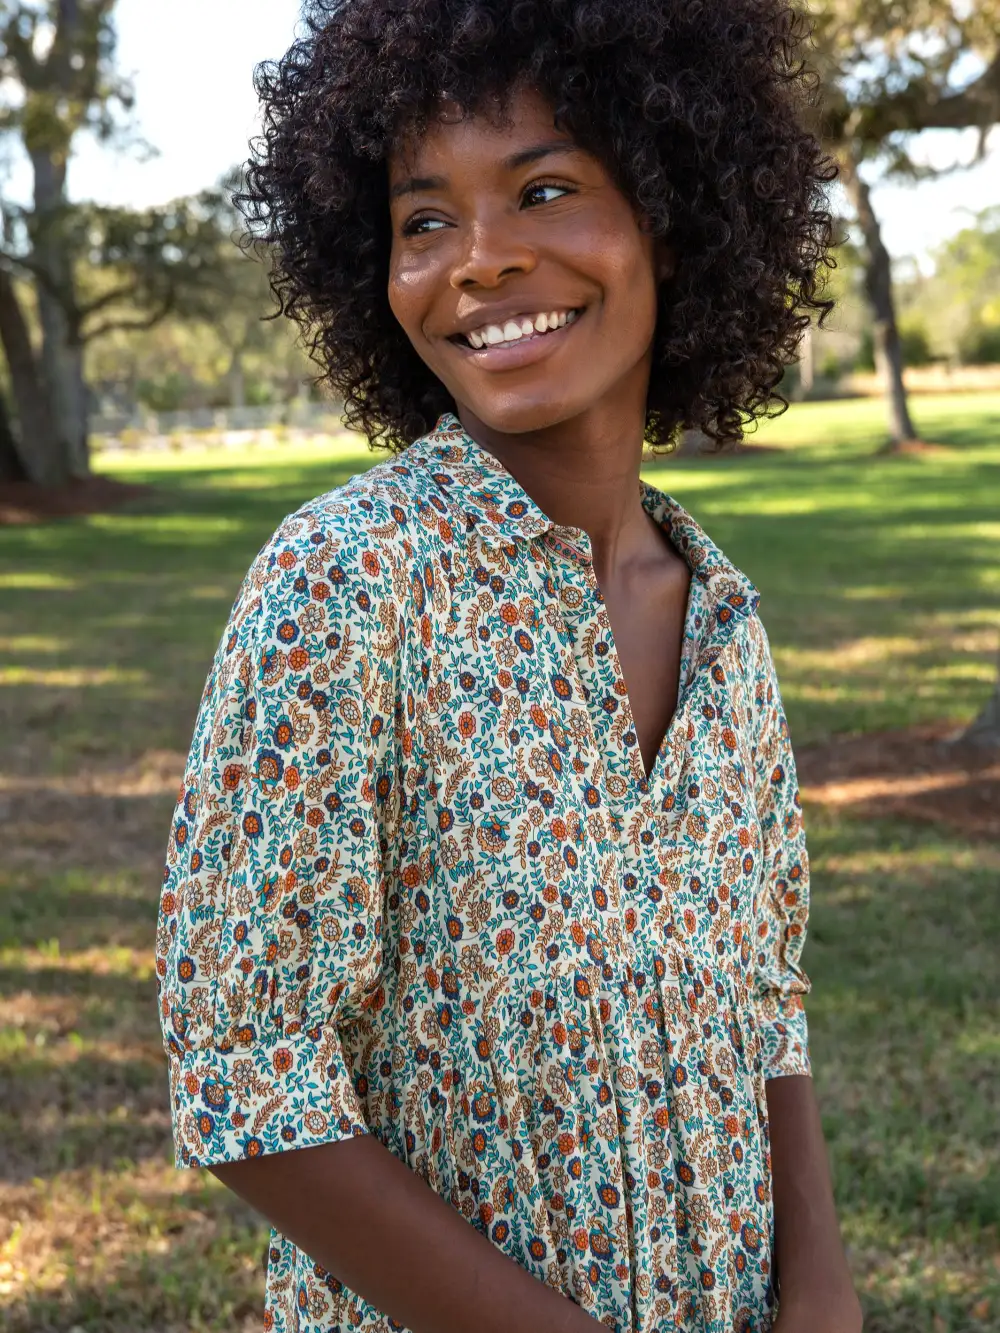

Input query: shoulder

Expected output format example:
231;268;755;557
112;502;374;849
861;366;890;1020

729;611;781;709
234;442;450;635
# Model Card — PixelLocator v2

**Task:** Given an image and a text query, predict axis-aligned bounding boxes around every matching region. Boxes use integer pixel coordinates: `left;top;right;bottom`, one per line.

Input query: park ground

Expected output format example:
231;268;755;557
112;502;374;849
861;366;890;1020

0;393;998;1331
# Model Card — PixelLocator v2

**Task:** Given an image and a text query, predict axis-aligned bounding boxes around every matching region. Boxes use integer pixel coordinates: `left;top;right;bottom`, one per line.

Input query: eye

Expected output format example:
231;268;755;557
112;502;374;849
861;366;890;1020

522;182;574;208
402;215;450;236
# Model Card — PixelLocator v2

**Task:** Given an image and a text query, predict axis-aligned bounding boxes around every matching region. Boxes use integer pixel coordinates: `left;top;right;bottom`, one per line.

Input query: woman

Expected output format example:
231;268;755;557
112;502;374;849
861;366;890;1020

155;2;860;1331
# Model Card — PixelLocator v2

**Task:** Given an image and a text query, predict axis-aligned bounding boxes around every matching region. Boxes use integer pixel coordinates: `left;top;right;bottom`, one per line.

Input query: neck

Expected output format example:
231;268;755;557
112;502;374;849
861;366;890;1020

454;374;658;570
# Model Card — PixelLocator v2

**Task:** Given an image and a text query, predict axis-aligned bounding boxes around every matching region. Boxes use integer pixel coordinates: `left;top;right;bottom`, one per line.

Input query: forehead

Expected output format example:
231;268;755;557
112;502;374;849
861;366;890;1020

387;85;572;181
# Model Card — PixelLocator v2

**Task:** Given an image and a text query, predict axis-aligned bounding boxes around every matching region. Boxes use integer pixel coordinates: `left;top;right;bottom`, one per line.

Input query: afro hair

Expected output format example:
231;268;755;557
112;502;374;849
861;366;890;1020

239;0;837;451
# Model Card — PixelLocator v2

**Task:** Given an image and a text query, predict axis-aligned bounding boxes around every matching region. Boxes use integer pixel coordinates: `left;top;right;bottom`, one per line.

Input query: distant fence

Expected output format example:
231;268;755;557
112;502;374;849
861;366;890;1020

92;402;344;436
90;365;1000;454
91;402;348;453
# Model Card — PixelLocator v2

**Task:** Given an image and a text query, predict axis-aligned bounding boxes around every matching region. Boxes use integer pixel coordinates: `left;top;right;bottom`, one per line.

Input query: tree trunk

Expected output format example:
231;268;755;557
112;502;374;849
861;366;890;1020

227;350;247;409
960;653;1000;748
34;279;90;478
798;324;815;399
0;268;69;486
30;150;90;482
841;151;921;450
0;389;28;483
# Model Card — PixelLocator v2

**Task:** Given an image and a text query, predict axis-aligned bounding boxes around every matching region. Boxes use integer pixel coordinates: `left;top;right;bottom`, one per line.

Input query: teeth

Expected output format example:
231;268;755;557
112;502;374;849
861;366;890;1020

464;309;579;348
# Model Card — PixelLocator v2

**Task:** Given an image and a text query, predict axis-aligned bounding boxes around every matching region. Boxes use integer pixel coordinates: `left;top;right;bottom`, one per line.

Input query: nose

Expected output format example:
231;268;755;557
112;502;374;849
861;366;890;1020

449;218;537;290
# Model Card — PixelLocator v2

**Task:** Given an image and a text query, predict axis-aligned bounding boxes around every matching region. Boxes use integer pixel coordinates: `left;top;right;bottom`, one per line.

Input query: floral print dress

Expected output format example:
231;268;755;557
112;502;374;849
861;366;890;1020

156;413;811;1333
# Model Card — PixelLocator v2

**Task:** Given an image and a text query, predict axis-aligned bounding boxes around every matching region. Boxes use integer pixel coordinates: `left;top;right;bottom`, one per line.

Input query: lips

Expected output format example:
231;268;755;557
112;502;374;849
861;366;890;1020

451;308;581;350
444;304;586;372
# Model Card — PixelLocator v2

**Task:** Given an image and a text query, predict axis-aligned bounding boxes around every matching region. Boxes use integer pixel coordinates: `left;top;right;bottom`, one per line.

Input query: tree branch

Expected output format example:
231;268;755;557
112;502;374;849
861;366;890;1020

0;8;42;86
828;51;1000;147
83;293;177;342
78;279;144;318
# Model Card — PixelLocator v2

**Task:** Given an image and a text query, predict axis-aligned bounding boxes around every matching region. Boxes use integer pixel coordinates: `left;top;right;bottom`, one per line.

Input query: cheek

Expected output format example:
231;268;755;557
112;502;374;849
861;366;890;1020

619;241;660;326
569;219;659;333
387;249;435;337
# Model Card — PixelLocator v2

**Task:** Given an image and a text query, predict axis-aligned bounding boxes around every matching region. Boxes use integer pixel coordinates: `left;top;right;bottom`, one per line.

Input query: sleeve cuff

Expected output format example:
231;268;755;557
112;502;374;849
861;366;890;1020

756;995;811;1080
166;1021;369;1169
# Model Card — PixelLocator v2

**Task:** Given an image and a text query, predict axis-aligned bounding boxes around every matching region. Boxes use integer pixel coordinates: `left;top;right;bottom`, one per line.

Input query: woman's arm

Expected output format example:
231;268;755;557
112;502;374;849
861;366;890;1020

212;1135;603;1333
766;1075;862;1331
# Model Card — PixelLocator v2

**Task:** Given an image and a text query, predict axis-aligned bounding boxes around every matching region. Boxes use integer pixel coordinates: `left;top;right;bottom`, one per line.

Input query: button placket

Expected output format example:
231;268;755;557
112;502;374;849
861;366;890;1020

539;539;647;986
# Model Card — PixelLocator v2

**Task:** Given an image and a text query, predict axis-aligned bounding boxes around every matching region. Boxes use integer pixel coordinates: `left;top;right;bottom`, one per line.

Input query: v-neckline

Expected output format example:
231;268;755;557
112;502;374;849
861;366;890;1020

549;521;707;804
419;419;760;802
603;559;704;796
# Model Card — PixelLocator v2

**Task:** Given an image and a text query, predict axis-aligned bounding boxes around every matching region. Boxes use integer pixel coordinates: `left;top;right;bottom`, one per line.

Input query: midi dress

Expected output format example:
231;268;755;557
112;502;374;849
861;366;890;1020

155;412;812;1333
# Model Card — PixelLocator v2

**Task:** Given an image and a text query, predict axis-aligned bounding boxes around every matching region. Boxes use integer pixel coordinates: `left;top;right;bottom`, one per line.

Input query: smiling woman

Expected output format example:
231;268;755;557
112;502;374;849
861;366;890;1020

154;5;858;1333
237;0;836;452
385;91;675;437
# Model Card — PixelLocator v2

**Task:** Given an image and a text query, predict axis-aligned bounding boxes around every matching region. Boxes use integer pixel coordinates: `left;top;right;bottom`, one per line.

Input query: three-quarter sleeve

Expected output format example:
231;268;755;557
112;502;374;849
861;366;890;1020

155;513;396;1168
746;617;811;1079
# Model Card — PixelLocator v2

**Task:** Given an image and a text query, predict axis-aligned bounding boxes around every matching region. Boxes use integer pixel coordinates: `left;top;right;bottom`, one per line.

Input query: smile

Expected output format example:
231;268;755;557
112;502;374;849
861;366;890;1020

450;308;582;351
448;303;586;365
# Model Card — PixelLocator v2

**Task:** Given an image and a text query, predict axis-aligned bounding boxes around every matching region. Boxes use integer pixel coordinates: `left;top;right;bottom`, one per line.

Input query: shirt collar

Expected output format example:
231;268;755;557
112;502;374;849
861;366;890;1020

412;412;760;618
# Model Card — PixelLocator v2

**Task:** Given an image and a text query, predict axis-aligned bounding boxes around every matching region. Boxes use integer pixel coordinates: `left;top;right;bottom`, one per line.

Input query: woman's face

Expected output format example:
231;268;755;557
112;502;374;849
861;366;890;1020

387;86;671;437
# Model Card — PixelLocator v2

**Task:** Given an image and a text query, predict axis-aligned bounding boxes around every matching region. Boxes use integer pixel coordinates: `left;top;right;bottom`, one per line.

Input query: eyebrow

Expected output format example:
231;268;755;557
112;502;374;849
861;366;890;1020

388;141;579;203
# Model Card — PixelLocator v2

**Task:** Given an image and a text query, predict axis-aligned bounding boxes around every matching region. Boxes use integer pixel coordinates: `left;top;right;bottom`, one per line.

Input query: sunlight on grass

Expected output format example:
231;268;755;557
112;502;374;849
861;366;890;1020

0;666;147;688
840;585;909;601
0;635;68;655
94;429;368;475
0;946;155;981
788;634;932;669
0;572;78;590
750;390;1000;451
85;513;246;537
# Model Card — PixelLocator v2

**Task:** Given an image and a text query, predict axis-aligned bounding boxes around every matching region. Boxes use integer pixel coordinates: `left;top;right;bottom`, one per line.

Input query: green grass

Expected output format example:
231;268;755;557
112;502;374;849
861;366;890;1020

0;393;997;1331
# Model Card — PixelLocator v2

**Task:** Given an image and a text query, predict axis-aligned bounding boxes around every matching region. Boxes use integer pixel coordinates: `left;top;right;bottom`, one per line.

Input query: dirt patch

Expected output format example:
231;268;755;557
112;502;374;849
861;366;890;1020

798;722;1000;841
878;438;951;456
0;475;152;525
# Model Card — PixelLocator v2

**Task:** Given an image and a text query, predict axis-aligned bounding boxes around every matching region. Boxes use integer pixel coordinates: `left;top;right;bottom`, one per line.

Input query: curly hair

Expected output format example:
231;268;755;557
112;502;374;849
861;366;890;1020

238;0;837;452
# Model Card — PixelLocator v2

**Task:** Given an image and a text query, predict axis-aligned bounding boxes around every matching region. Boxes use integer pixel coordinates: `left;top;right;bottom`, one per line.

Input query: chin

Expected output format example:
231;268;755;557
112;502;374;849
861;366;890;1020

456;390;585;437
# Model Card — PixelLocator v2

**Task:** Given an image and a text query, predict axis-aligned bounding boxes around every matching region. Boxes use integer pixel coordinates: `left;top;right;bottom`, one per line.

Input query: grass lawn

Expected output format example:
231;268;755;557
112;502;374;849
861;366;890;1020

1;392;998;1331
